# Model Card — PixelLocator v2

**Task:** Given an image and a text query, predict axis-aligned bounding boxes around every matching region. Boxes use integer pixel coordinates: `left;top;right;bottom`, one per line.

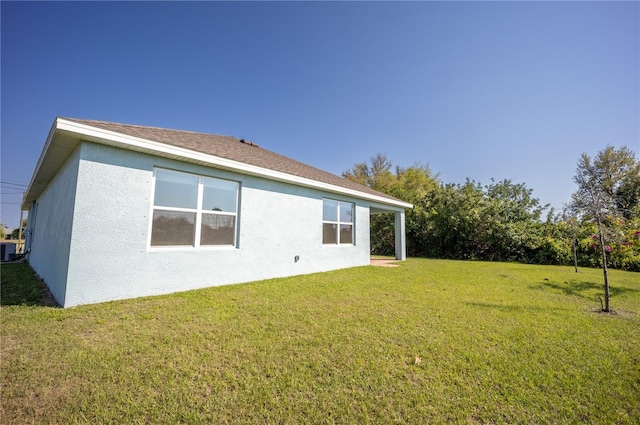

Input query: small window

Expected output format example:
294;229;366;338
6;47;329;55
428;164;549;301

154;169;199;209
202;178;238;213
151;210;196;246
151;169;239;247
322;199;354;245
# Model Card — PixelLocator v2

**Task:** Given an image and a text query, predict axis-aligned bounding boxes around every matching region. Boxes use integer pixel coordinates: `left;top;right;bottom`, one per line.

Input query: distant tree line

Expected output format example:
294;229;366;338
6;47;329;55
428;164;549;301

344;148;640;272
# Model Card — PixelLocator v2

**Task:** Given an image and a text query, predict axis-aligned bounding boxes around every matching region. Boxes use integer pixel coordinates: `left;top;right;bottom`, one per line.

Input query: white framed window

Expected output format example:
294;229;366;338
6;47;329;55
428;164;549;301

150;168;239;247
322;199;354;245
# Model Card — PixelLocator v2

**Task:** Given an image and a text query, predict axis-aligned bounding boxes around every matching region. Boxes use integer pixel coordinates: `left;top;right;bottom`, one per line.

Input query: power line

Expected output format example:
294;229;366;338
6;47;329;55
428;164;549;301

0;182;28;189
0;180;28;187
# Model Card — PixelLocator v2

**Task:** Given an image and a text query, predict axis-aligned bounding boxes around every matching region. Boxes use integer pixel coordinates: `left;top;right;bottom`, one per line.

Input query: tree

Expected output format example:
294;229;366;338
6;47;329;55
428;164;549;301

343;154;439;256
10;219;28;240
344;154;396;255
343;150;636;271
428;180;487;260
570;146;639;312
342;153;395;192
483;179;549;262
615;167;640;219
560;211;581;273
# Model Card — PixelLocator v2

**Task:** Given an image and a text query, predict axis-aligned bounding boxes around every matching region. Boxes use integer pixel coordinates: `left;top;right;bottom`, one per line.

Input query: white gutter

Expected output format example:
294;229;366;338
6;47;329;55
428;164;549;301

25;118;413;210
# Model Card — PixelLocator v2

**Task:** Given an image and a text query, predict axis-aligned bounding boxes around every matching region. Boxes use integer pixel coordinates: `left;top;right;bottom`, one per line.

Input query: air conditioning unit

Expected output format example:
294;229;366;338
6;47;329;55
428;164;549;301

1;242;16;262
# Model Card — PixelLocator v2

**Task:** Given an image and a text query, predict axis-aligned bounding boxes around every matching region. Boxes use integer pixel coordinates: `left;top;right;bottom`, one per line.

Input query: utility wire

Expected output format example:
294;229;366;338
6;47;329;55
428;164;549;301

0;180;28;187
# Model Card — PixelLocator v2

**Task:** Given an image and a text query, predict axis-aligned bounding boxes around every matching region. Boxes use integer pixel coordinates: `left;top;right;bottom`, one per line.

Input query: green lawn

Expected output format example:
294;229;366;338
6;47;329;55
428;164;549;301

1;259;639;424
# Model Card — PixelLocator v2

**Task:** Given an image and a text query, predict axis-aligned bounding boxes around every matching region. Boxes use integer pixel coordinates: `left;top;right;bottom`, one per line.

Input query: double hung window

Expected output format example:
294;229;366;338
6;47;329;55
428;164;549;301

151;169;239;247
322;199;354;245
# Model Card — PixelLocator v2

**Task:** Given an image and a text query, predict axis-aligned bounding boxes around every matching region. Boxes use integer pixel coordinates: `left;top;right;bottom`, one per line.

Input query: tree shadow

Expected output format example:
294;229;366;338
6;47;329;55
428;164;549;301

465;302;567;313
532;280;639;300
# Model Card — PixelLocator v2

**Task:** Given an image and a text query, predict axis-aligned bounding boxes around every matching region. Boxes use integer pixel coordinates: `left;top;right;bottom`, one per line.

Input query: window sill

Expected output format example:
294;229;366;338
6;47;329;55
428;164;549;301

148;245;238;252
322;244;356;247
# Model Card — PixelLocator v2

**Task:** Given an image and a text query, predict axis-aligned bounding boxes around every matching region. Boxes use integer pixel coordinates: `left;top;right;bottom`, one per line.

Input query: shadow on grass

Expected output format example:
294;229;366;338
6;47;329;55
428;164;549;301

0;261;59;307
531;280;639;300
465;302;567;313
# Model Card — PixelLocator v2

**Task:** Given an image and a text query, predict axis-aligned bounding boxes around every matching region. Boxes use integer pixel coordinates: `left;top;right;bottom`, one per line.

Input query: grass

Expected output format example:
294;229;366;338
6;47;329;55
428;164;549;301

0;261;56;306
1;259;639;424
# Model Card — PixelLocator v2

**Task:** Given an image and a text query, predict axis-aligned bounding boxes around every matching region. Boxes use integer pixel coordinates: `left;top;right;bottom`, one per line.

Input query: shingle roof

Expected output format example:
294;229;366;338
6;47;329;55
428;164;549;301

62;117;407;205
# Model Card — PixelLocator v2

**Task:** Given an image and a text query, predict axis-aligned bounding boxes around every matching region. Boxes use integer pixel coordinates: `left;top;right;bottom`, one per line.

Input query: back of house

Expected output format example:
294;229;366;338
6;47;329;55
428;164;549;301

22;118;412;307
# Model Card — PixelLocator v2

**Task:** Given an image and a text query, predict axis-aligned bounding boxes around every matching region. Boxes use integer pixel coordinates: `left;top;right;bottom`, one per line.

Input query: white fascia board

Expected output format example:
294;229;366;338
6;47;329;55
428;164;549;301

21;120;61;209
56;118;413;209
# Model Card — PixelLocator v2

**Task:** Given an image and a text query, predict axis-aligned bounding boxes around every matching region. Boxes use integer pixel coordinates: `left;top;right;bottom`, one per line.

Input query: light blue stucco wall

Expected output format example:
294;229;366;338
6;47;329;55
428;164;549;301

55;142;372;307
26;147;81;305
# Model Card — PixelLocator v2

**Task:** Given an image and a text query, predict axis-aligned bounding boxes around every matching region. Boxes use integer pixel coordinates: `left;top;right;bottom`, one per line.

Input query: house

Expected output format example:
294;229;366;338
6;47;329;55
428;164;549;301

22;118;412;307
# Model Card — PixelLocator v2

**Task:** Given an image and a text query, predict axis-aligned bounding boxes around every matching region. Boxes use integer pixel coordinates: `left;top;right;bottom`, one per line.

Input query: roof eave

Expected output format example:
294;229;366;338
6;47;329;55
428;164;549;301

22;118;72;208
22;118;413;210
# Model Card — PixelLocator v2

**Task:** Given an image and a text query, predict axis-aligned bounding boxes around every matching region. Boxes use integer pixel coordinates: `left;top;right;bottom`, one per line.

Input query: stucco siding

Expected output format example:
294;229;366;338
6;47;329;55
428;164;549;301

26;146;81;306
63;142;371;307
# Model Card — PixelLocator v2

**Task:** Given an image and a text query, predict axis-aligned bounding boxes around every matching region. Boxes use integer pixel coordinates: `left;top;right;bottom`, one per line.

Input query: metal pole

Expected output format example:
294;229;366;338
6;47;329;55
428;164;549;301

18;193;25;254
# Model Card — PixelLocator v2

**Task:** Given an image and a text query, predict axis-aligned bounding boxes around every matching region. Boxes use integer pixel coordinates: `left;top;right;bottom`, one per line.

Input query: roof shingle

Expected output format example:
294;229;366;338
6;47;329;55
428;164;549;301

64;117;406;204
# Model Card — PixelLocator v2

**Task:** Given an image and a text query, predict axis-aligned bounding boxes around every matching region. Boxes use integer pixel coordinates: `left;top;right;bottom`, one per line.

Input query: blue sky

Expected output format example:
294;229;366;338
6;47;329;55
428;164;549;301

1;1;638;230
